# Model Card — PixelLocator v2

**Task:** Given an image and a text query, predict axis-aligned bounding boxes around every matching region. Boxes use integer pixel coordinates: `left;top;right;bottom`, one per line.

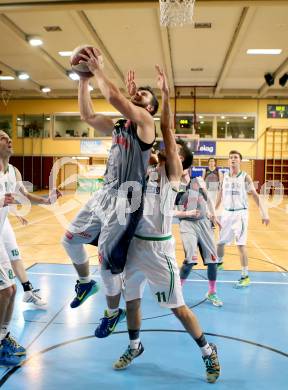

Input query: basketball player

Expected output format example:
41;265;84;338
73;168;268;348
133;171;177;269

0;130;61;306
175;169;223;307
216;150;270;287
62;47;158;338
113;66;220;384
202;157;222;205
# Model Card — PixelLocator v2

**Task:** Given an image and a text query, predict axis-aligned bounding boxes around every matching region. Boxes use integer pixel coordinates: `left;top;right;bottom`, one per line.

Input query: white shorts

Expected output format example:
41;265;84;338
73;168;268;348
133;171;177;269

218;210;248;246
2;218;21;261
0;240;15;291
124;237;185;309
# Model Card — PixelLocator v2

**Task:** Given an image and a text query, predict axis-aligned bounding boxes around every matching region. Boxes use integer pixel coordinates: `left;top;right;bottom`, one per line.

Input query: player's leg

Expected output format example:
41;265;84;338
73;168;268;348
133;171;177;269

145;239;221;383
179;221;198;284
234;212;250;288
217;212;234;270
3;219;46;306
62;198;101;308
235;245;250;288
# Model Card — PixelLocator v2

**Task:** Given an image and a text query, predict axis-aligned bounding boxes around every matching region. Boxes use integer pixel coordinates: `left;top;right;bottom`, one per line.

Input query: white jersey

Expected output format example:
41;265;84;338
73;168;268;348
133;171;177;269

0;164;17;232
222;171;248;211
135;165;178;238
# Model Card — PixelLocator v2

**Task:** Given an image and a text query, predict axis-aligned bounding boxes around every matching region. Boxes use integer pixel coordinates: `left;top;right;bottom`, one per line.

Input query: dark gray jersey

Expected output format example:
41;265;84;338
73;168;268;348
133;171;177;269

176;177;207;221
104;119;152;191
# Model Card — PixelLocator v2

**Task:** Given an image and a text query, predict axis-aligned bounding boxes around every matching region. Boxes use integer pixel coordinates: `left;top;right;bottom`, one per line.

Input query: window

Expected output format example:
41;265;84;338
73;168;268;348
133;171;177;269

0;115;12;137
17;114;50;138
175;115;213;138
216;115;255;139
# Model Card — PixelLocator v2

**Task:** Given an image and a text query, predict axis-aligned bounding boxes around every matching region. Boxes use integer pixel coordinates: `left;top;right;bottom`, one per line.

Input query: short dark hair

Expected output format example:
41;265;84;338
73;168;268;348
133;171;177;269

208;157;217;163
138;86;159;116
229;150;243;160
176;138;194;169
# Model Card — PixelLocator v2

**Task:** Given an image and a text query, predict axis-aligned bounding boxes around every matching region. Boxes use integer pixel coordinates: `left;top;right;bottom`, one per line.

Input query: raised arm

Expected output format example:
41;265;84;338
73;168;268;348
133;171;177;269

245;174;270;225
156;65;182;182
80;48;155;144
78;78;114;135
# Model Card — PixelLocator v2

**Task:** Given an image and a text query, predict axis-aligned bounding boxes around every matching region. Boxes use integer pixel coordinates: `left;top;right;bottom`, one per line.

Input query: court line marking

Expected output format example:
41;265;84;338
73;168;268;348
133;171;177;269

26;271;288;285
252;240;288;278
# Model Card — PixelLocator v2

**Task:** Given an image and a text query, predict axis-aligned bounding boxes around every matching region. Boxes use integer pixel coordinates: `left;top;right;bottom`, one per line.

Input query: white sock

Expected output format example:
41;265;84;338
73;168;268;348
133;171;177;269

241;267;248;277
130;338;140;350
107;308;119;317
201;343;212;357
0;326;8;341
79;276;91;284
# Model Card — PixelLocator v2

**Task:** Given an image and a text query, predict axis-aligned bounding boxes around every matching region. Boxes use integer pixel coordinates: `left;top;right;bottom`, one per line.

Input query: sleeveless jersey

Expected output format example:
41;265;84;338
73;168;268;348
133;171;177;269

103;119;152;192
135;165;178;238
222;171;248;211
204;168;220;191
176;177;207;221
0;164;17;232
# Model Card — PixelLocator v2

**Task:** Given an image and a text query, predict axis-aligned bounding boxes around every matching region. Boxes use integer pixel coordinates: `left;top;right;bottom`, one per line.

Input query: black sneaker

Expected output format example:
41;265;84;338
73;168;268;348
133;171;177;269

113;342;144;370
202;343;220;383
70;280;99;308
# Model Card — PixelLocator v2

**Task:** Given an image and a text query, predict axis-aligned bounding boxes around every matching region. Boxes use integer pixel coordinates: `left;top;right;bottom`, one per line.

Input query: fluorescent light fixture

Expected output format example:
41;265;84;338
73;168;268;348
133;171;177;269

0;75;14;80
59;51;73;57
41;86;51;93
28;37;43;46
88;85;94;92
68;71;80;81
247;49;282;55
46;117;51;121
18;72;30;80
72;156;90;160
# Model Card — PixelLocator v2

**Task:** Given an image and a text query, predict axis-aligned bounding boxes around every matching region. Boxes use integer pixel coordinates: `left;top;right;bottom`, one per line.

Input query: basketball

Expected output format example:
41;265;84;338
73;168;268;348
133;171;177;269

70;45;95;78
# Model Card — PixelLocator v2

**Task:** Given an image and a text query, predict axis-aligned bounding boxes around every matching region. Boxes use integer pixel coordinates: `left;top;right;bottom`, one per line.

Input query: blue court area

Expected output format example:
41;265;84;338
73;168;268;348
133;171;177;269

1;264;288;389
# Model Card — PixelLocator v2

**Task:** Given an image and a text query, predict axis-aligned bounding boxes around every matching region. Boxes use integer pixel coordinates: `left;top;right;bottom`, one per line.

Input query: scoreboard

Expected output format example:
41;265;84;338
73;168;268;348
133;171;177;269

267;104;288;118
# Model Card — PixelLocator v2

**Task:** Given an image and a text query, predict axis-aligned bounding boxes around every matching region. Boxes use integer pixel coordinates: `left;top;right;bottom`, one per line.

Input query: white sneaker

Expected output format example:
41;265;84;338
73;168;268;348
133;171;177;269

23;289;47;306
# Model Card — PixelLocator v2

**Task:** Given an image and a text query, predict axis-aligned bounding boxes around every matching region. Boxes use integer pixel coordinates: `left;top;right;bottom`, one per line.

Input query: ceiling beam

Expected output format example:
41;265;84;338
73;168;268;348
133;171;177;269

258;56;288;97
71;10;125;87
214;6;256;97
0;13;68;79
156;8;175;97
1;0;288;13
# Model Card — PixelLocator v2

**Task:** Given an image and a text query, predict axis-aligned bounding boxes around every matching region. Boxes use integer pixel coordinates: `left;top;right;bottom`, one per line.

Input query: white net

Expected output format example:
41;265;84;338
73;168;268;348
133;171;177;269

0;89;12;107
159;0;196;27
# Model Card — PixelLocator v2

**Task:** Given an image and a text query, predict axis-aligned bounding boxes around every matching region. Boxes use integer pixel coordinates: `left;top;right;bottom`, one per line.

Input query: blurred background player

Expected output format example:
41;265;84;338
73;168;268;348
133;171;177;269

216;150;270;288
175;168;223;306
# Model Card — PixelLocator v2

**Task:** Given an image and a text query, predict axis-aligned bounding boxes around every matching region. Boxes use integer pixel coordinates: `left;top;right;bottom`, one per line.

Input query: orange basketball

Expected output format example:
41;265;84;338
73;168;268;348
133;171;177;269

70;45;95;78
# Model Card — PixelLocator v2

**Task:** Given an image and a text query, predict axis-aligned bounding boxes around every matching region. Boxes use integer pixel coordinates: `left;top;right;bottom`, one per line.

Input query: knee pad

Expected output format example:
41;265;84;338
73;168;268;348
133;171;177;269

62;235;87;265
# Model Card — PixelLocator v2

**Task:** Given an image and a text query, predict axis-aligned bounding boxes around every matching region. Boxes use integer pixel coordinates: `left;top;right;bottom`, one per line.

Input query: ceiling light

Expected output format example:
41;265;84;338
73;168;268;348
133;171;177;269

28;37;43;46
67;71;80;81
41;86;51;93
200;121;204;124
46;117;51;121
0;75;14;80
279;73;288;87
88;85;94;92
226;121;230;125
221;116;225;119
199;115;203;119
247;49;282;55
17;72;30;80
17;118;21;121
59;51;73;57
243;116;248;119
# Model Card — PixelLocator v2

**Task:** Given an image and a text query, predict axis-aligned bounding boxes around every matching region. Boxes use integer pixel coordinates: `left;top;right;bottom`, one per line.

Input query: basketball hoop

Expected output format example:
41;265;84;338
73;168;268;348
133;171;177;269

159;0;196;27
0;87;12;107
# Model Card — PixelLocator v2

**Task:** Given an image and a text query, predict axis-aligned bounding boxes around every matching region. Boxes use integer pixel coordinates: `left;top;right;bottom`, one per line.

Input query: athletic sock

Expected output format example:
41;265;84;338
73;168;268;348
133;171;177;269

0;326;8;342
128;329;140;349
241;267;249;278
195;333;212;357
79;276;91;284
22;281;33;292
208;280;216;295
107;308;119;317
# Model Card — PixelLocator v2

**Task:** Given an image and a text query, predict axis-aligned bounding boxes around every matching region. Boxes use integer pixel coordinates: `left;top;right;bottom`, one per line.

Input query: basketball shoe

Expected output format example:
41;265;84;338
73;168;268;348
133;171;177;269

234;276;250;288
1;333;26;356
0;347;22;367
70;279;99;308
206;292;223;307
95;308;126;338
23;289;47;306
202;343;220;383
113;342;144;370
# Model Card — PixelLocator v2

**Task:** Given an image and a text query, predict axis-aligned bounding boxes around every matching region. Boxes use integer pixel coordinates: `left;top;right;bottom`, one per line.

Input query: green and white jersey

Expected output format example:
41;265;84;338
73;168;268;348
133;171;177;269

222;170;248;211
135;164;178;239
0;164;17;232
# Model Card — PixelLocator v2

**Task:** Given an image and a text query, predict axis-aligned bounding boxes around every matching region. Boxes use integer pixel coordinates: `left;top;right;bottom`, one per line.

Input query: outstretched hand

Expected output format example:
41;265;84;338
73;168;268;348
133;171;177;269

155;64;169;95
79;47;104;76
47;188;62;205
126;70;137;96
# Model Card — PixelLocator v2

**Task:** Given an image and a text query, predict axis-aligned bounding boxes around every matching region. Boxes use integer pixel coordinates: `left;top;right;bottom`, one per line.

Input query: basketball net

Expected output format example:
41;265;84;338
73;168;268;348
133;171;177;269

0;87;12;107
159;0;196;27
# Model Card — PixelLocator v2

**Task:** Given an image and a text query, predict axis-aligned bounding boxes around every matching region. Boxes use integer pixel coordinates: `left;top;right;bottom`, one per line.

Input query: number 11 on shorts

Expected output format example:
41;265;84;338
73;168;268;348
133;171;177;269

155;291;167;302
